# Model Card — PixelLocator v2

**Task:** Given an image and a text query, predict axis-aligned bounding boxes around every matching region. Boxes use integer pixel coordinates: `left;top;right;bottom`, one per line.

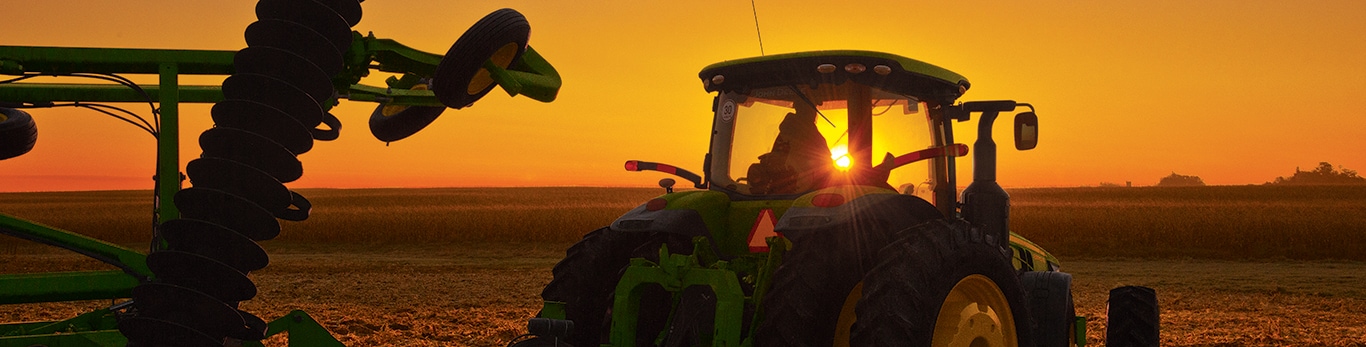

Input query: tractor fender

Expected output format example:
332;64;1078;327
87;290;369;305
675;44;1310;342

775;189;941;239
610;190;731;254
611;207;710;237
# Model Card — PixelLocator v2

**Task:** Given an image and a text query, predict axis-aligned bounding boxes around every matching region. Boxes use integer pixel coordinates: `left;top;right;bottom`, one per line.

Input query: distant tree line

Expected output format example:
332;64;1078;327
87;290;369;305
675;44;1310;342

1270;162;1366;185
1157;172;1205;187
1148;162;1363;187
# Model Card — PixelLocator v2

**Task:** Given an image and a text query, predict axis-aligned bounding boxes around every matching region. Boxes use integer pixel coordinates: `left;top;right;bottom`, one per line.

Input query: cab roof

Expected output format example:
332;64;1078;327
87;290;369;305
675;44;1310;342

698;50;970;104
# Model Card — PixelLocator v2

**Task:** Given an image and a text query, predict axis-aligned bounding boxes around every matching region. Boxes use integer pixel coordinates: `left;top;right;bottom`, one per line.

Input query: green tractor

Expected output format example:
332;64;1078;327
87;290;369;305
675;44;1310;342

516;51;1158;347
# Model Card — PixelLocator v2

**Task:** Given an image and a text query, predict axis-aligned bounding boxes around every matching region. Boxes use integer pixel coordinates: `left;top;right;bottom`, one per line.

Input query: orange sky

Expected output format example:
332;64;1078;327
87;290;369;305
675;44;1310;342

2;0;1364;192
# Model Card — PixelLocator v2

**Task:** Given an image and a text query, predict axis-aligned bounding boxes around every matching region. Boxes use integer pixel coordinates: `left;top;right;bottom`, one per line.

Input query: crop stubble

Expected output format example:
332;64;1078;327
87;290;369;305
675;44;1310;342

4;186;1366;346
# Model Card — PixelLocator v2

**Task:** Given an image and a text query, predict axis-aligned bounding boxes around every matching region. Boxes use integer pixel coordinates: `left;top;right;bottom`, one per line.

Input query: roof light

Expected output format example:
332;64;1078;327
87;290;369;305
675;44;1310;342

817;64;837;73
711;75;725;85
844;63;866;74
873;65;892;75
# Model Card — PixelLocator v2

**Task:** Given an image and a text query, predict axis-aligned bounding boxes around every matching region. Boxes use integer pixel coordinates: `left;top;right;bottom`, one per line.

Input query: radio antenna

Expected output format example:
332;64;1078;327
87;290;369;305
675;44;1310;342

750;0;765;55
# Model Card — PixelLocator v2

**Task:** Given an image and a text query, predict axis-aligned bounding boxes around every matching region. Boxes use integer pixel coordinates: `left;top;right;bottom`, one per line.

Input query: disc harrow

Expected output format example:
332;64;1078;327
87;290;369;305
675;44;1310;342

120;1;361;345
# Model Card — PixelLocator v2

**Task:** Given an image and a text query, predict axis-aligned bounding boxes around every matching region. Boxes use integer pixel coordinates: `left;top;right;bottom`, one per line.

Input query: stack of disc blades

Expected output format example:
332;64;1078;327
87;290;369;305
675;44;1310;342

118;1;361;345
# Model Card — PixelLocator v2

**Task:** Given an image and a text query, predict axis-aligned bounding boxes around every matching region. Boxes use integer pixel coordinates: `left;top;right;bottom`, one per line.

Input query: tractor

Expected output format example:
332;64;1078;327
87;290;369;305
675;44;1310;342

0;2;559;346
514;51;1159;347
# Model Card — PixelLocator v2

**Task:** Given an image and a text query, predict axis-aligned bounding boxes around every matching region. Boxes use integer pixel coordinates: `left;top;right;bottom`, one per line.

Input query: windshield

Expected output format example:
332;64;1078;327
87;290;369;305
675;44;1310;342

710;83;936;199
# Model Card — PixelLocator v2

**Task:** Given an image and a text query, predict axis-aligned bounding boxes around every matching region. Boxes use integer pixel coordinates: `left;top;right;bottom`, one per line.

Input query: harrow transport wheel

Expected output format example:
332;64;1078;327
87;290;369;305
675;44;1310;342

0;107;37;160
851;220;1034;347
431;8;530;109
540;228;689;347
1021;271;1076;347
1105;286;1159;347
368;82;446;142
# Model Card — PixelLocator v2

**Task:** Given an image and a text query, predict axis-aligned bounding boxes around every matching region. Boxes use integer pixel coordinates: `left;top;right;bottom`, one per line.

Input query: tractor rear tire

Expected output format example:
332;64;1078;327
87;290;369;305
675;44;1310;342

540;227;690;347
753;215;909;346
851;219;1035;347
1105;286;1159;347
0;107;38;161
1021;271;1076;347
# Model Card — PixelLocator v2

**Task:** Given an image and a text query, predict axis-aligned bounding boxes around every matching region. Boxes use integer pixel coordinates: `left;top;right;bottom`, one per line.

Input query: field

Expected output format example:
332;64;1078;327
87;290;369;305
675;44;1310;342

4;186;1366;346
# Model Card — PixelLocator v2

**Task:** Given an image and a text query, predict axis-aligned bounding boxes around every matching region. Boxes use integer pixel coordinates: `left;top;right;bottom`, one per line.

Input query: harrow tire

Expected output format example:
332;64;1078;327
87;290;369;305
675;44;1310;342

851;219;1035;347
0;107;37;161
368;80;444;142
1106;286;1159;347
540;227;689;347
432;8;529;109
1021;271;1076;347
368;104;444;142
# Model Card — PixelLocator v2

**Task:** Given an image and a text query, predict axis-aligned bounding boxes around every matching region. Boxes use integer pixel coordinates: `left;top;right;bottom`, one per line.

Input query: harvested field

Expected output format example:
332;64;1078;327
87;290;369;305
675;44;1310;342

4;186;1366;346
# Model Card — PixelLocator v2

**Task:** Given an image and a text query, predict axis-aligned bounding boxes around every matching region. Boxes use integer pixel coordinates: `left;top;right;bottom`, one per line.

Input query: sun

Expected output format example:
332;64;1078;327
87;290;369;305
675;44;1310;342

831;145;852;170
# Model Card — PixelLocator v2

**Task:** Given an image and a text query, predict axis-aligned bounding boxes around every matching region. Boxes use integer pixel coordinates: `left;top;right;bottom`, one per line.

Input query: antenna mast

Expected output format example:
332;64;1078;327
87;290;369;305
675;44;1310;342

750;0;765;55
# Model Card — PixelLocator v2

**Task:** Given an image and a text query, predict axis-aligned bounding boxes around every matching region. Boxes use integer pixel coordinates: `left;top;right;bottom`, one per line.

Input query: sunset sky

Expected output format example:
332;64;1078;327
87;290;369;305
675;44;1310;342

1;0;1363;192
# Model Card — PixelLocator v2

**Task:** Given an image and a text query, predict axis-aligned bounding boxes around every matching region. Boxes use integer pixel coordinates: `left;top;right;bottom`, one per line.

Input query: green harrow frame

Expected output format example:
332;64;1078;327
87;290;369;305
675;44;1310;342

1;4;559;347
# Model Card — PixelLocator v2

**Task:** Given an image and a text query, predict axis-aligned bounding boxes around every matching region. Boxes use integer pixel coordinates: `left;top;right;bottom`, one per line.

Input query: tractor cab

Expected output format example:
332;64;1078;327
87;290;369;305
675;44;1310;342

699;51;969;206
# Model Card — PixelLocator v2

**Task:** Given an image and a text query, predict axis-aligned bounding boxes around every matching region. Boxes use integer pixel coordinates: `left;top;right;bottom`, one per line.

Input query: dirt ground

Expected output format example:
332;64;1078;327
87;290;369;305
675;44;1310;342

5;243;1366;347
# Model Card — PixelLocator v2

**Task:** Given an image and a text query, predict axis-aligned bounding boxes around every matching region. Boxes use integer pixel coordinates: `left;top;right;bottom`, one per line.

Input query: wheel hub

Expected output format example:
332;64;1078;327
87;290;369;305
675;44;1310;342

934;274;1017;347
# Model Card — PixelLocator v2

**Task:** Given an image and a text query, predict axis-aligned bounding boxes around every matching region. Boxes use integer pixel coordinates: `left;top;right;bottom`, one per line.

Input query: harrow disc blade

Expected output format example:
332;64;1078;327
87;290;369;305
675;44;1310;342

132;283;246;339
229;309;270;341
222;73;325;128
175;188;281;242
186;157;291;214
432;8;530;109
211;99;314;155
118;317;224;347
233;46;335;105
244;19;344;75
312;0;362;27
255;0;352;54
199;127;303;183
159;218;270;272
146;250;257;302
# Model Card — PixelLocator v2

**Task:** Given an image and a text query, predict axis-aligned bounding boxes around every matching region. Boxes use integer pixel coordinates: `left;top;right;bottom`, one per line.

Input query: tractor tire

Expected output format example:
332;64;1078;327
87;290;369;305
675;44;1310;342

431;8;529;109
1021;271;1075;347
1105;286;1159;347
753;215;912;346
540;227;690;347
851;219;1035;347
0;107;38;161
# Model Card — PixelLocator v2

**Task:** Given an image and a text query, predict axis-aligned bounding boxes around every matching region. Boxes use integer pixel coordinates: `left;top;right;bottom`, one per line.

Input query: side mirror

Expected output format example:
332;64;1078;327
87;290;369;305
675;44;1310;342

1013;112;1038;150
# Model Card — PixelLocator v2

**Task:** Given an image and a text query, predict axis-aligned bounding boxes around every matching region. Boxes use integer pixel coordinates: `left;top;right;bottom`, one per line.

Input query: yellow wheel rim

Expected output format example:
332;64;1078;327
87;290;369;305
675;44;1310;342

380;84;429;117
832;281;862;347
933;274;1017;347
466;42;520;95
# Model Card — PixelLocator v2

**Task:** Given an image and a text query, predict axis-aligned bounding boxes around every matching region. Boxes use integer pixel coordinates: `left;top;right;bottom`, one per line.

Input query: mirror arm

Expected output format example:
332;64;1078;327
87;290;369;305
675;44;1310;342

624;160;706;189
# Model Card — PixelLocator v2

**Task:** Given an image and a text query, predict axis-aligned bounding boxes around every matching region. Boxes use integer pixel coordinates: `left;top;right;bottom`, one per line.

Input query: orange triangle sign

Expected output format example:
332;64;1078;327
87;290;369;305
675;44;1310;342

748;209;780;252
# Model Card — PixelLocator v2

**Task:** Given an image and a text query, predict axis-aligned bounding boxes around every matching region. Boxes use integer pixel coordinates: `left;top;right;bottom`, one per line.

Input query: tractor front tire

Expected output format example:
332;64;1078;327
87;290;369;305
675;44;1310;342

1021;271;1076;347
852;220;1035;347
0;107;38;160
540;228;689;347
1105;286;1159;347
